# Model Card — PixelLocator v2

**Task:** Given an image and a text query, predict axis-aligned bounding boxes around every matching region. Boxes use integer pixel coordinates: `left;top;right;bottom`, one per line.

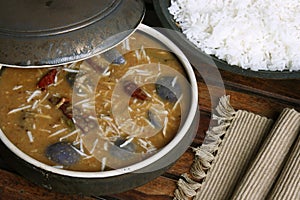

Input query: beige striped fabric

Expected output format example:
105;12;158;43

173;96;273;200
231;108;300;200
194;110;273;200
174;97;300;200
267;134;300;200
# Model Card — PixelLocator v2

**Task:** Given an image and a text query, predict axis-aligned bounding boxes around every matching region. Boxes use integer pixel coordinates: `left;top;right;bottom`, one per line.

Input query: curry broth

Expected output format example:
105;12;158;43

0;31;190;171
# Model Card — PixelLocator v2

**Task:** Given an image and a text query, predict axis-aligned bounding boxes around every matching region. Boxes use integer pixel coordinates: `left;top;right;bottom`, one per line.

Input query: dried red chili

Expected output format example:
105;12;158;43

123;80;148;100
37;69;57;90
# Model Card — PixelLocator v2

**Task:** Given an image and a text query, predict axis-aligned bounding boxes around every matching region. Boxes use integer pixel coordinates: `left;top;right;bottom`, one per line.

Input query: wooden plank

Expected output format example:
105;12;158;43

198;81;300;119
0;169;94;200
166;149;194;176
112;176;176;200
220;69;300;104
194;62;300;106
193;111;211;145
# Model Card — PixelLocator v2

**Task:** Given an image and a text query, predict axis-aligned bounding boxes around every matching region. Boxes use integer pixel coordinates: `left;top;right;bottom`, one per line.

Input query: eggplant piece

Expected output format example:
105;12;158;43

103;48;126;65
114;138;136;152
109;137;136;160
147;110;162;129
45;142;80;166
155;76;181;103
66;72;77;87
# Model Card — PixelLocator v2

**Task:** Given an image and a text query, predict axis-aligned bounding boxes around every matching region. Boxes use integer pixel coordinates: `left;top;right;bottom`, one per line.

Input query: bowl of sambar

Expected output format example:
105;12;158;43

0;24;199;195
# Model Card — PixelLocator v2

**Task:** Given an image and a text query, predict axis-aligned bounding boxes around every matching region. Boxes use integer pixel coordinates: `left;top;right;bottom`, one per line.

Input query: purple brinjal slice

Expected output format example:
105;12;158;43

155;76;181;103
66;72;77;87
45;142;80;166
147;110;162;129
103;48;126;65
109;137;137;160
114;137;136;152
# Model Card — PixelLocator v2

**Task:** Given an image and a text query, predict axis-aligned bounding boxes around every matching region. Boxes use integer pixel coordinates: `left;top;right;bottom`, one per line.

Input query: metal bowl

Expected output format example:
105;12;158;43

153;0;300;79
0;24;199;195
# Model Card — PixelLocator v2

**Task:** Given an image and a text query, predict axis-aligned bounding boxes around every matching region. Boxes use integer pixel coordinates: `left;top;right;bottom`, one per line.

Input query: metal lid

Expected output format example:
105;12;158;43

0;0;145;67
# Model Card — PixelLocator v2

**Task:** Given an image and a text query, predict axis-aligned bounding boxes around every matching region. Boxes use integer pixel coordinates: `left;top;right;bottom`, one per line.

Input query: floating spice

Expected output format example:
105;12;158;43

123;80;148;100
37;69;58;90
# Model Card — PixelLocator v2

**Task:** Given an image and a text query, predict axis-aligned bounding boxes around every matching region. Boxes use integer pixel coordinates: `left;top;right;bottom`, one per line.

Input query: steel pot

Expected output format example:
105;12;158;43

0;24;199;195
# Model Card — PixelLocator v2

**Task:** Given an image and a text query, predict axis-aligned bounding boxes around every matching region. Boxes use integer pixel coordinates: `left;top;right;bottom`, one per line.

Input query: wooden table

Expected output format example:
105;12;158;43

0;2;299;200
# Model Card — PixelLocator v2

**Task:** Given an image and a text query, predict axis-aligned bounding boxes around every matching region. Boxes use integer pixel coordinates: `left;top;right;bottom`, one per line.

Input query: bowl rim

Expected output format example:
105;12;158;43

0;24;199;178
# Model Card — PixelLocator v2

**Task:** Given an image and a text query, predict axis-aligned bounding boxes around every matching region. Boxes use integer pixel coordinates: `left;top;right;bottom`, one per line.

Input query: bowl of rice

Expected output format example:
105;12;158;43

153;0;300;79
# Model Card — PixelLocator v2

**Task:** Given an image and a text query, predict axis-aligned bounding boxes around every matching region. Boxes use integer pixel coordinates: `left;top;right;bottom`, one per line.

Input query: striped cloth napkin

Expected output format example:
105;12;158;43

174;96;300;200
231;108;300;200
267;133;300;200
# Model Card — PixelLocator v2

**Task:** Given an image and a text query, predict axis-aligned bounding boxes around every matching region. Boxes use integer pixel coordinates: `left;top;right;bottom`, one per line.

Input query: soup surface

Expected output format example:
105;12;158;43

0;31;190;171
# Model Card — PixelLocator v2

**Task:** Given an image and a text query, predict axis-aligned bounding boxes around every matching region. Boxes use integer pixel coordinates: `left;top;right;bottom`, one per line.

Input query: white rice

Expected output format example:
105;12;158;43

169;0;300;71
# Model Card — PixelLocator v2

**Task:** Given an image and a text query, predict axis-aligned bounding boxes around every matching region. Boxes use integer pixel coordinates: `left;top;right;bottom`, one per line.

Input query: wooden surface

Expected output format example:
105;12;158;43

0;2;300;200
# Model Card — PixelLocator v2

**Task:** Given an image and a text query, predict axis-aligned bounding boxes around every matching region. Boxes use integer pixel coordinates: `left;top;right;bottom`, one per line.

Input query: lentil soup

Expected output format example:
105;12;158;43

0;31;191;171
